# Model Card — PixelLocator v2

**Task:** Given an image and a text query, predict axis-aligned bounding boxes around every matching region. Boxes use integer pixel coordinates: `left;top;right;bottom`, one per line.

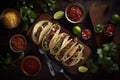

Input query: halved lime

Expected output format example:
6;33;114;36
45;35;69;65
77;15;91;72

78;66;88;72
72;26;81;35
53;11;64;19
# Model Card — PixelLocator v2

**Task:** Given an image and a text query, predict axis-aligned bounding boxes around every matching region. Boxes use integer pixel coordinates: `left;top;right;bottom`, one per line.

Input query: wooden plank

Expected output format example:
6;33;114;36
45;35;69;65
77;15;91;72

27;13;91;75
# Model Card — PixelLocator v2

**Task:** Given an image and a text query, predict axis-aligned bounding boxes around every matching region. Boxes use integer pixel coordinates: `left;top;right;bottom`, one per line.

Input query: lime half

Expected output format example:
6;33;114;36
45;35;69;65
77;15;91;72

72;26;81;35
78;66;88;72
53;11;64;19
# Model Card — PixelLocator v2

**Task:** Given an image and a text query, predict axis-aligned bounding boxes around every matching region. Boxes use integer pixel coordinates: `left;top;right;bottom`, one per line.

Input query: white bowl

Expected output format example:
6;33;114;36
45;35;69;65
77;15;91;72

65;3;86;23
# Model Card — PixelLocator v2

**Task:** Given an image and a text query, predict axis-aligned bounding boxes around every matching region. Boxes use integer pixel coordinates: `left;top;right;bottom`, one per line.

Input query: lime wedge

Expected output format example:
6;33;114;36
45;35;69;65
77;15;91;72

53;11;64;19
78;66;88;72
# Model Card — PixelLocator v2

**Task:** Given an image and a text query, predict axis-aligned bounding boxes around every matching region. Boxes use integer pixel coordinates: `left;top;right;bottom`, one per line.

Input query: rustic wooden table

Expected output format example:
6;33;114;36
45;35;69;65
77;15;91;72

0;0;120;80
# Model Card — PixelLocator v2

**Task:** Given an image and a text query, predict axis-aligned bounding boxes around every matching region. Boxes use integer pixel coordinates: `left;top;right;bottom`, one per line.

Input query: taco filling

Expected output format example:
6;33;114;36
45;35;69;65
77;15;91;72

35;22;48;41
63;44;84;66
32;20;52;44
51;34;68;54
56;41;75;60
42;24;60;50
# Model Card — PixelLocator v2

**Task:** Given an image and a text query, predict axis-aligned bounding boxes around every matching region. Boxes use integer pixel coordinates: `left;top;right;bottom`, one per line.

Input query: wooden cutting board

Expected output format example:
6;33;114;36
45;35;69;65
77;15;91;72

27;14;91;75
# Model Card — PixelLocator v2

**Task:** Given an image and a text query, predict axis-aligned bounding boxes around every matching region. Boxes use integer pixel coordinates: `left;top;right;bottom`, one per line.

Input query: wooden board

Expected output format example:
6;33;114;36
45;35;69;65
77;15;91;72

27;14;91;75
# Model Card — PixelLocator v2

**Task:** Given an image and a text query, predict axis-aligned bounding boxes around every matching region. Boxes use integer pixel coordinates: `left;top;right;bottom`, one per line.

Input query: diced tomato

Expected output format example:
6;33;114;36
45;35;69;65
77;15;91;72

104;24;115;36
82;29;91;40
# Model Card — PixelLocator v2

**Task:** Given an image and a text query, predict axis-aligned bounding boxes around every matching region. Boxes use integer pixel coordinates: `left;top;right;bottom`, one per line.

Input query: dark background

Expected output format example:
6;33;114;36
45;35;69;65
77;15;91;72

0;0;120;80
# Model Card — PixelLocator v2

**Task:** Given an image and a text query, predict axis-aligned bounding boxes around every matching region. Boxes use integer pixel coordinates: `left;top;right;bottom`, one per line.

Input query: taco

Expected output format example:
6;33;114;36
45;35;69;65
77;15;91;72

32;20;52;45
55;40;77;61
50;33;71;55
62;44;84;66
42;23;61;50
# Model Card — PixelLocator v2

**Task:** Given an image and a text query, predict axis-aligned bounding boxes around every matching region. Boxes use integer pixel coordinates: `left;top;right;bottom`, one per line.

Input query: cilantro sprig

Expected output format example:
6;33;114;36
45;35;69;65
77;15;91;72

97;43;119;72
41;0;57;12
17;0;38;31
86;43;119;73
0;52;25;70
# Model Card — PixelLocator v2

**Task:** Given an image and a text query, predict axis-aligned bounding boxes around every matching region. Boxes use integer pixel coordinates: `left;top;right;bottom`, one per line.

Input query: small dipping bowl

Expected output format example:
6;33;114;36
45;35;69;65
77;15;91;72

9;34;27;53
0;8;21;29
104;24;115;36
21;56;41;76
65;3;86;23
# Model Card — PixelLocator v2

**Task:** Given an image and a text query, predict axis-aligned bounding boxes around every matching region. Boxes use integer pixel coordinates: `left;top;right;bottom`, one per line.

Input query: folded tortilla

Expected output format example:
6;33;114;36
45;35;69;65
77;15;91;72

42;23;61;50
32;20;52;45
55;40;77;61
49;24;61;50
50;33;71;55
62;44;84;66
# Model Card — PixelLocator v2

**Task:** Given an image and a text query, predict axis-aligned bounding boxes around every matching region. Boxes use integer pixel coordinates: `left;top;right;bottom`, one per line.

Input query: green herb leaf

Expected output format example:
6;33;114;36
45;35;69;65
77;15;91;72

97;42;119;73
19;52;25;59
97;48;103;59
4;53;11;64
112;63;119;71
86;57;98;73
91;63;98;73
17;0;38;31
41;0;57;12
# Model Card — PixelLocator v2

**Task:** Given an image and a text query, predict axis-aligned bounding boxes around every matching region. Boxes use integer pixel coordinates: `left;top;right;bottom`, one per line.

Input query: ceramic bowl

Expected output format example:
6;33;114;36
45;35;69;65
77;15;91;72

9;34;27;53
0;8;21;29
65;3;85;23
21;56;41;76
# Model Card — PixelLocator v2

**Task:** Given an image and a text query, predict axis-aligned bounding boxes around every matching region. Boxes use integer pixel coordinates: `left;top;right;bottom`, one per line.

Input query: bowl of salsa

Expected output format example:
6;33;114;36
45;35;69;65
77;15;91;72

104;24;115;36
9;34;27;53
65;3;85;23
21;55;41;76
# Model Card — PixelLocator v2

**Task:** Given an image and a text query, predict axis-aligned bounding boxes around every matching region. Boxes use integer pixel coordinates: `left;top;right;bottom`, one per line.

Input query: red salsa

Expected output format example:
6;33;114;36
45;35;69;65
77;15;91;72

10;35;26;52
67;5;83;22
21;56;41;76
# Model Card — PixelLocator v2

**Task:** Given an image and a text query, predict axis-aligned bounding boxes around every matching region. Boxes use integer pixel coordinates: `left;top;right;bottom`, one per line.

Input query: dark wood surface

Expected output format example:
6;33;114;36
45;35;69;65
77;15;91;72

27;14;91;75
0;0;120;80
